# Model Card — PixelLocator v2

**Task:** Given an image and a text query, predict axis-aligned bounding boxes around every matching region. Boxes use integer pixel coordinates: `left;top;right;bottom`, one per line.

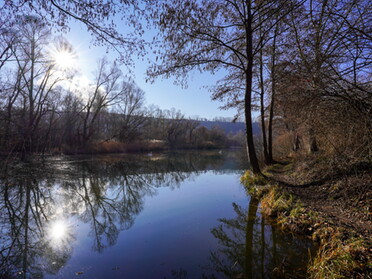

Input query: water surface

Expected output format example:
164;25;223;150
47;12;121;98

0;151;313;278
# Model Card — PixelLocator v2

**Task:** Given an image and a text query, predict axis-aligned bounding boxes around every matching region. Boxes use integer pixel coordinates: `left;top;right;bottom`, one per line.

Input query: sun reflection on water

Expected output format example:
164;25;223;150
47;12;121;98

46;219;74;249
50;221;66;240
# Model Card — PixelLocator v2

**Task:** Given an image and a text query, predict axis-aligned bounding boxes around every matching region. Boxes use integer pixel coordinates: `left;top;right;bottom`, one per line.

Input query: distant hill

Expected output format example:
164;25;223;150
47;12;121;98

198;120;260;135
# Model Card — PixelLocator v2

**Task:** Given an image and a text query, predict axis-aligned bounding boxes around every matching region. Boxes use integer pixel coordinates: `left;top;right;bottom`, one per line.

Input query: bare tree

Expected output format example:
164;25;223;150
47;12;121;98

0;26;17;70
78;58;123;145
1;17;70;157
0;0;145;63
272;0;371;162
163;108;186;147
108;80;147;142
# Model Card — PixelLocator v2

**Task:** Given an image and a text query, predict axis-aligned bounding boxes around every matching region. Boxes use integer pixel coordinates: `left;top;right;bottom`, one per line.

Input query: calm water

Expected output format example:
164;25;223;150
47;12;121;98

0;151;313;279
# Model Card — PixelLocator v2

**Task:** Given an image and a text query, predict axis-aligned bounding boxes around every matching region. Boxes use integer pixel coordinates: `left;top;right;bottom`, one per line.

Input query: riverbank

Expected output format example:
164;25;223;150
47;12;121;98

241;156;371;278
55;140;236;155
0;140;236;159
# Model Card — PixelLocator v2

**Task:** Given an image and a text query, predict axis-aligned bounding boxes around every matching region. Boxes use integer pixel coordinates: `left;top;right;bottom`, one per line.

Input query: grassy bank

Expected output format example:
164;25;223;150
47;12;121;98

241;163;371;279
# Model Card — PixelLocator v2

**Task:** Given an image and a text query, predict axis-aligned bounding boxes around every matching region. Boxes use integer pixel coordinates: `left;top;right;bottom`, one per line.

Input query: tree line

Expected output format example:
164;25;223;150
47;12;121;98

0;17;243;157
0;1;371;172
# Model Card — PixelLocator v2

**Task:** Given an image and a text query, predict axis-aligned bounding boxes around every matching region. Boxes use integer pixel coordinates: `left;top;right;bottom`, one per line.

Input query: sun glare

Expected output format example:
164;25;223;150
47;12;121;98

48;38;78;70
46;218;74;250
50;220;66;240
53;50;77;69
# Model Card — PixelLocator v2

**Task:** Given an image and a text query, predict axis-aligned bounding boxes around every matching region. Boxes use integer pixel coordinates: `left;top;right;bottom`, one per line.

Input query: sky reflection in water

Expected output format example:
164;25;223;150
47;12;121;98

0;151;313;279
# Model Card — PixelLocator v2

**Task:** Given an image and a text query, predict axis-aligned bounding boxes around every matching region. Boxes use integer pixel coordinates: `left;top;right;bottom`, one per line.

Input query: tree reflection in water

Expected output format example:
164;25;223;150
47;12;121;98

208;196;313;279
0;151;246;278
0;165;72;279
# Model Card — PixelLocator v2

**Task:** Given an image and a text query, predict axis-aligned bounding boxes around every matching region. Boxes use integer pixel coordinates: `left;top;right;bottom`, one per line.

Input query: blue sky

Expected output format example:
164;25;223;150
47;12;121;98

63;21;238;120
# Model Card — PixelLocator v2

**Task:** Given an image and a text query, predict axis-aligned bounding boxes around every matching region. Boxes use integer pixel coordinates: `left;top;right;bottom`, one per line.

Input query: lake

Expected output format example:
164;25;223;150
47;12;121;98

0;150;313;279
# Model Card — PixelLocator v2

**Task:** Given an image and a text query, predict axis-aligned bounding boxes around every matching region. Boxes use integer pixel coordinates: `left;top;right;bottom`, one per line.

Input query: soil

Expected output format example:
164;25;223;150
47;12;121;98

266;158;372;239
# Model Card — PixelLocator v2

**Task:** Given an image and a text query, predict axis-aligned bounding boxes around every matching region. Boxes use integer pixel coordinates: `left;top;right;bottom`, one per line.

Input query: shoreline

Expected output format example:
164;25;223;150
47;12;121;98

241;160;371;278
0;141;243;159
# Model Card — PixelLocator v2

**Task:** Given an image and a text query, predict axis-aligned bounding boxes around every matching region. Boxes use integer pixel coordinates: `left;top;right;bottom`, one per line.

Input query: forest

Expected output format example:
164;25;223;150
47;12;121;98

0;0;371;278
0;1;370;168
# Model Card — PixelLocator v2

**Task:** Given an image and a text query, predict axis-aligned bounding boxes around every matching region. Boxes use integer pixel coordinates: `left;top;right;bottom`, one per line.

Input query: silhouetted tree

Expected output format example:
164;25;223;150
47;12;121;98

147;0;300;173
0;17;72;157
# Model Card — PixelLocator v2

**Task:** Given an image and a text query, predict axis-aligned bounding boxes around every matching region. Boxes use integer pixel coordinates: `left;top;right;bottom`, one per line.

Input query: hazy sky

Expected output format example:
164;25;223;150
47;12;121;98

63;21;238;120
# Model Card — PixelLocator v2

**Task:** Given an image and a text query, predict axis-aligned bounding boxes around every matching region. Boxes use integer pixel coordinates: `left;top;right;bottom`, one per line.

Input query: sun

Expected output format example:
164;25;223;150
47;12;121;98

49;38;78;70
53;50;76;69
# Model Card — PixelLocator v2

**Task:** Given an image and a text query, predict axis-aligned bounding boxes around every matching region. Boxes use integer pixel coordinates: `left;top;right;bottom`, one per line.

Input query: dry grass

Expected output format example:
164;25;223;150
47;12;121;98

258;186;315;234
260;185;371;278
241;172;371;279
62;140;167;154
309;236;370;279
240;171;269;197
272;131;296;158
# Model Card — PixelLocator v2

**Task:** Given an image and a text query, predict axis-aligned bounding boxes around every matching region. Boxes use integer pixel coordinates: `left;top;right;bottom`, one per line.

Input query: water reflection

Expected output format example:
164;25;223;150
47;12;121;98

164;197;313;279
50;221;66;240
208;197;313;279
46;219;74;249
0;151;247;278
0;151;313;279
0;166;72;279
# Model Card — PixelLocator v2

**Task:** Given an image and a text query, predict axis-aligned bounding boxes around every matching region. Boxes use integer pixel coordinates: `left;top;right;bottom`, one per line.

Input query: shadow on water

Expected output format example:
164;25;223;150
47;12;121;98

0;150;313;279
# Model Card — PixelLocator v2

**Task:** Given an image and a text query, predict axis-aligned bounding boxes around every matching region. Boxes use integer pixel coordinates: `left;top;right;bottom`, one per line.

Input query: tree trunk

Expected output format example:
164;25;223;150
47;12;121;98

268;23;279;164
245;69;261;174
259;46;269;164
309;128;319;153
245;0;261;174
293;133;302;151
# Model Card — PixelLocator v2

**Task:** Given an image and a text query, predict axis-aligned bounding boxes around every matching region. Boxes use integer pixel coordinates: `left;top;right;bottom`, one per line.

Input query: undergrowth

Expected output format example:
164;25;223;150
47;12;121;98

240;170;371;279
309;236;370;279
